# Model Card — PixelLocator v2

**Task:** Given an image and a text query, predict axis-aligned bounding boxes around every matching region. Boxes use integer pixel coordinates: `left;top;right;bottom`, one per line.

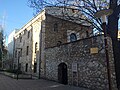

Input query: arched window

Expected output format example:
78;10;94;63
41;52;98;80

70;33;77;42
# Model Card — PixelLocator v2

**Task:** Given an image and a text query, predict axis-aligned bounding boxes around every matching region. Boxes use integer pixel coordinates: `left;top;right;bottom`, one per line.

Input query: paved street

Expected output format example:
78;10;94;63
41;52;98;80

0;74;89;90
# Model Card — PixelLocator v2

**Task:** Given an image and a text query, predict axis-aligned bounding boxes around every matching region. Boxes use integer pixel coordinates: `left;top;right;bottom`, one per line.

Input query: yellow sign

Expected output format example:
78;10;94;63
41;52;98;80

90;47;98;54
118;30;120;39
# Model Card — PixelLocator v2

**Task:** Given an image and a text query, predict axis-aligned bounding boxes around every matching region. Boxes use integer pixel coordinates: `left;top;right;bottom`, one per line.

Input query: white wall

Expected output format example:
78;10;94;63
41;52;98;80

8;30;16;58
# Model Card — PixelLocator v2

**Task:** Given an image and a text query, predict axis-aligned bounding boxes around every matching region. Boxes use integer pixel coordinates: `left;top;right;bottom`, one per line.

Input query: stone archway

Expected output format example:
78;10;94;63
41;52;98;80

58;63;68;85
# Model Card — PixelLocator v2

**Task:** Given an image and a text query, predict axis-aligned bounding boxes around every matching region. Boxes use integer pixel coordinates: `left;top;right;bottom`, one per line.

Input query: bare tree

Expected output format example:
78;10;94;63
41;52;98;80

28;0;120;88
28;0;110;32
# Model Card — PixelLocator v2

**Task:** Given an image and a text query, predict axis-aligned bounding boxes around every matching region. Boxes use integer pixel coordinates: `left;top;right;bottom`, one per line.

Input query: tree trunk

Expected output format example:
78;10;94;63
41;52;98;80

108;0;120;88
112;39;120;89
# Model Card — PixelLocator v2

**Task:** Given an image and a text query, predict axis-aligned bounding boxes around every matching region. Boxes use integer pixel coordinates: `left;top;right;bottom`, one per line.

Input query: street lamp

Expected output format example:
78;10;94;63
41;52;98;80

94;9;113;90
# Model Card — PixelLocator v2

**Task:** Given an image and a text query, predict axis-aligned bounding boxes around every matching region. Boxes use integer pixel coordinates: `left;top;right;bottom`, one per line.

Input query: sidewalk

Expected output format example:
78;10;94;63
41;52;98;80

0;71;32;79
0;72;90;90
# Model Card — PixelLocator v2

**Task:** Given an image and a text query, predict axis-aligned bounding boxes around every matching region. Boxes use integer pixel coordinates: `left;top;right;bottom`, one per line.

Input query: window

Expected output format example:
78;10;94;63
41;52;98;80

28;31;30;38
70;33;77;42
20;49;22;57
19;34;22;42
24;29;27;35
25;63;28;72
26;46;29;55
54;23;58;32
35;42;38;53
86;31;89;37
15;50;17;58
20;36;22;42
34;63;37;73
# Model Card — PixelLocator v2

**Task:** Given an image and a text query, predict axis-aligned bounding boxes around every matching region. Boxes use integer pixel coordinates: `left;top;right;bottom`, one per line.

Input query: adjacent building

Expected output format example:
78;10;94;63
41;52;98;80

3;30;17;70
13;11;44;74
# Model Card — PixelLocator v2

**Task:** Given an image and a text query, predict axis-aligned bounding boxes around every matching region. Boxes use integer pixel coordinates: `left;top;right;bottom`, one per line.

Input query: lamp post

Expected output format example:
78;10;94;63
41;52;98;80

94;9;113;90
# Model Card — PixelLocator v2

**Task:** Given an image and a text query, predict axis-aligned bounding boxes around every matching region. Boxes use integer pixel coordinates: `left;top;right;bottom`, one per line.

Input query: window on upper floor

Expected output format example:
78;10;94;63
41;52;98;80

28;31;30;38
70;33;77;42
26;46;29;55
15;50;17;58
19;34;22;42
20;36;22;42
35;42;38;53
24;29;27;35
54;23;58;32
20;48;22;57
86;31;89;37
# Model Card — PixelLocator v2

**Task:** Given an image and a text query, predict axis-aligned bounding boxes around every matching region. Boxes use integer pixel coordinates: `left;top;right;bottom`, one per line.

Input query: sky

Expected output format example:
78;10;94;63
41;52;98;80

0;0;34;40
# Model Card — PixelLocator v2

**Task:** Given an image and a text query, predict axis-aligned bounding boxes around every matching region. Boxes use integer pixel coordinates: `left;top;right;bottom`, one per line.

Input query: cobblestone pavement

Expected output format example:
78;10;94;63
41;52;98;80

0;74;90;90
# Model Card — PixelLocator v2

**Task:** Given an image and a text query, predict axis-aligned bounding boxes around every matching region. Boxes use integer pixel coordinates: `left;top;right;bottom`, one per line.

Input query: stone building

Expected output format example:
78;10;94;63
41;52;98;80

13;6;117;90
13;6;92;75
45;35;118;90
13;10;45;74
44;15;117;89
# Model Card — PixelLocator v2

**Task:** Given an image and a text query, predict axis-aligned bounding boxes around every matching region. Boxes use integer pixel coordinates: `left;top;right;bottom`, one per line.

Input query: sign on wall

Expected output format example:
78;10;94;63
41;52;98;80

90;47;98;54
72;63;77;72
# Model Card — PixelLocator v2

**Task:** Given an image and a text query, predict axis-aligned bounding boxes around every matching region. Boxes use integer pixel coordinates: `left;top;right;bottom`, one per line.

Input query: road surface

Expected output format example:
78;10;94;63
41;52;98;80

0;74;89;90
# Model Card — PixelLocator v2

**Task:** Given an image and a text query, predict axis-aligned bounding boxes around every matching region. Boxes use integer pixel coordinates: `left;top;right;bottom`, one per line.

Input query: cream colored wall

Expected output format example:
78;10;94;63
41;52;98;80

14;11;46;74
32;20;41;72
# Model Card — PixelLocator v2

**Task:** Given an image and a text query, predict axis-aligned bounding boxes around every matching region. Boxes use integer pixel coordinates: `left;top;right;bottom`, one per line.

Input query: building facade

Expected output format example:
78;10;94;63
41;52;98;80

13;6;91;76
13;7;118;90
44;14;117;90
13;11;45;74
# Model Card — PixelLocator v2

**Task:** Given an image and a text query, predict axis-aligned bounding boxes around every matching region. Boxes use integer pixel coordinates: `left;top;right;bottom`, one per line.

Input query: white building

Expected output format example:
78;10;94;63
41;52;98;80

8;30;16;58
3;30;16;69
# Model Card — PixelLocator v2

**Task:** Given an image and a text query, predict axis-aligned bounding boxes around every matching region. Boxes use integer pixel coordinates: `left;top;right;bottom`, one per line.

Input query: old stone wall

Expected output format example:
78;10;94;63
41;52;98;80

14;26;33;73
45;35;117;90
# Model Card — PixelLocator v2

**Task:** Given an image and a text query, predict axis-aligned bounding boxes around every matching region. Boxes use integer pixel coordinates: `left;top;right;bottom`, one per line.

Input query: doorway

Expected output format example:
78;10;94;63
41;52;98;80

58;63;68;85
25;63;28;72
